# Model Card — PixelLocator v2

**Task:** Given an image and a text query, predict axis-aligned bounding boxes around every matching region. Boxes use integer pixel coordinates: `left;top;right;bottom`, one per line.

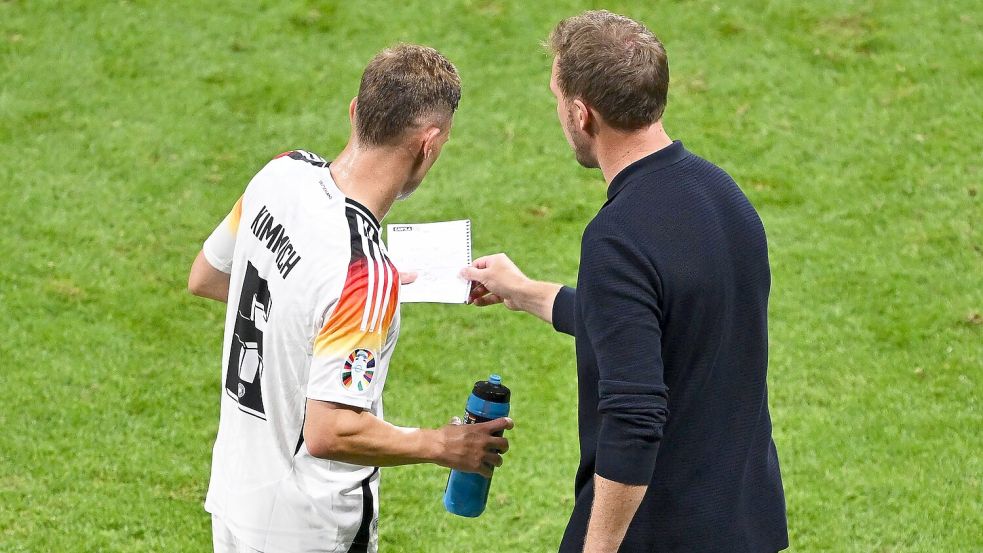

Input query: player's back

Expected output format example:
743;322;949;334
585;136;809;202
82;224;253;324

202;150;400;552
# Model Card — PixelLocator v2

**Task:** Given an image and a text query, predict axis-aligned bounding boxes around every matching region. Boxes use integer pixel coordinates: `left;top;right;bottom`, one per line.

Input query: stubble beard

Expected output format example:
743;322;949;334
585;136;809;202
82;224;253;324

566;113;599;169
573;141;599;169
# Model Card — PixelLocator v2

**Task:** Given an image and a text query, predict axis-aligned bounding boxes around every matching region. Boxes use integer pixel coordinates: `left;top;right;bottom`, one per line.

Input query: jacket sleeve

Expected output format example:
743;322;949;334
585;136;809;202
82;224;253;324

579;224;670;485
551;286;577;336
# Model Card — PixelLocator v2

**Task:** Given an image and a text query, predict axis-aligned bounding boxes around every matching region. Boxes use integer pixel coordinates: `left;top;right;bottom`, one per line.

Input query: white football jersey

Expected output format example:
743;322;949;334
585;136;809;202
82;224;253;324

201;150;400;553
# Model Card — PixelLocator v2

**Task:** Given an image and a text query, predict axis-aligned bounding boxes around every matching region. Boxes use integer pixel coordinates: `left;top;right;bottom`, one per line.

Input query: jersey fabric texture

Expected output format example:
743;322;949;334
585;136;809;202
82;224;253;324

201;150;400;553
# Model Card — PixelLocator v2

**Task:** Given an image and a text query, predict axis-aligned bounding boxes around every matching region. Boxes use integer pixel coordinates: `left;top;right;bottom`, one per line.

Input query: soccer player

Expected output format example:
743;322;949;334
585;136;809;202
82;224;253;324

463;11;788;553
187;45;513;553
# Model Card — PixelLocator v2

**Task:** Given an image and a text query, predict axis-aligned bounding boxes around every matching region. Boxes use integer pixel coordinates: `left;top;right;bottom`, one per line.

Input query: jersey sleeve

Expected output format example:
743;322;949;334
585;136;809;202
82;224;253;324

202;195;244;273
307;249;400;409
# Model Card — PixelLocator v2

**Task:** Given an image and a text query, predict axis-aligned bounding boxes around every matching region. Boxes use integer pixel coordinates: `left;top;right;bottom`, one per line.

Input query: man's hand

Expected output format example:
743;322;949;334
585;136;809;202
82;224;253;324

461;253;562;323
434;417;513;478
462;254;529;309
399;271;418;285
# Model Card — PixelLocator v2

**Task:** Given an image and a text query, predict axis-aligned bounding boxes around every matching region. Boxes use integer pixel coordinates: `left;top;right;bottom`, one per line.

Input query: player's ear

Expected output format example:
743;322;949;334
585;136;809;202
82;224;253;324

348;97;357;122
420;126;442;160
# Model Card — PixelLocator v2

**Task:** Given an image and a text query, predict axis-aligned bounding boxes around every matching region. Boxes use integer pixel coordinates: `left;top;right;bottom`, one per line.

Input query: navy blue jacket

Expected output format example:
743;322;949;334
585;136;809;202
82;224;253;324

553;142;788;552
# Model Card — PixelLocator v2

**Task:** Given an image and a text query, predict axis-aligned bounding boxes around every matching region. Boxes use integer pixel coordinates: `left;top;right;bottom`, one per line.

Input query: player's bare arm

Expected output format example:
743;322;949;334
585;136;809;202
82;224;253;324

303;399;512;478
188;251;231;302
461;253;563;323
188;252;417;305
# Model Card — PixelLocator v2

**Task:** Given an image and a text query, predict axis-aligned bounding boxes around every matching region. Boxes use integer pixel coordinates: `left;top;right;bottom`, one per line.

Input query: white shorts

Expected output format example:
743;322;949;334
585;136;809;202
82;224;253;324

208;466;380;553
212;515;263;553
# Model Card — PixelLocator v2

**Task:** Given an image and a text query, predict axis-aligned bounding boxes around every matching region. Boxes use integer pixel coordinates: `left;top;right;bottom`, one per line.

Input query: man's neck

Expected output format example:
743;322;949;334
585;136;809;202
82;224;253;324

596;121;673;185
329;143;411;222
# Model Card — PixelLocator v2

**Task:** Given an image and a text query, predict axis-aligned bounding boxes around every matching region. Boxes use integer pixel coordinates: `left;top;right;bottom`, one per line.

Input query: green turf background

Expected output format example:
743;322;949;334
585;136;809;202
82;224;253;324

0;0;980;551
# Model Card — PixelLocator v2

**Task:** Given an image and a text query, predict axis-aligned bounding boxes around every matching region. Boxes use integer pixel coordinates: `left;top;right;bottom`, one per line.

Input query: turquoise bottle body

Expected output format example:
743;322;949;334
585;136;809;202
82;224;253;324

442;374;511;517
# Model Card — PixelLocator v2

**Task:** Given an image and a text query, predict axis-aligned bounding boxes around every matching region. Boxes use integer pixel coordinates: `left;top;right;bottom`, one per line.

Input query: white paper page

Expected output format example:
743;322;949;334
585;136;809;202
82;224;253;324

386;220;472;304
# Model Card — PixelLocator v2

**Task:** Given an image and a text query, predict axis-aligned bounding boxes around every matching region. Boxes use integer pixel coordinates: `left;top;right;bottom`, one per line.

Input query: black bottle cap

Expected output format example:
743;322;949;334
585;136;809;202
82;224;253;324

473;374;510;403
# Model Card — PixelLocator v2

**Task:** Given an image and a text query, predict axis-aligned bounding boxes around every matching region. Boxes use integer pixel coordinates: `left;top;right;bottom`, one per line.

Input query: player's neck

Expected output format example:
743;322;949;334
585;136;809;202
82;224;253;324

330;144;411;222
596;121;673;185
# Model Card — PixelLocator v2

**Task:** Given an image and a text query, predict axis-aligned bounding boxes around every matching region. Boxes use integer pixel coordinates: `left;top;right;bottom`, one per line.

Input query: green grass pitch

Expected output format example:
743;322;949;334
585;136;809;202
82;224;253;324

0;0;979;551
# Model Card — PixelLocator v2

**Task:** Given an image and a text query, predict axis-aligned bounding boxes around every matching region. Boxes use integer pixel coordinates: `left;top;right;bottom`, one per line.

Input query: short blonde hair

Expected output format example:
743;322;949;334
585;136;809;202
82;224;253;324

355;44;461;145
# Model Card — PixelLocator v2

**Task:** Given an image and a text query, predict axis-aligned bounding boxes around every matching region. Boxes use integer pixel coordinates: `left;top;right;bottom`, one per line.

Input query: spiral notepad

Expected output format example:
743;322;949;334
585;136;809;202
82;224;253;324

385;220;472;304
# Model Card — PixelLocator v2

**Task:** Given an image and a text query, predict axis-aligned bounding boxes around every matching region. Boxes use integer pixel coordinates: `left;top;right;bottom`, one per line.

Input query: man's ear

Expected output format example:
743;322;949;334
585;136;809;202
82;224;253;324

420;126;442;160
572;99;593;134
348;97;358;122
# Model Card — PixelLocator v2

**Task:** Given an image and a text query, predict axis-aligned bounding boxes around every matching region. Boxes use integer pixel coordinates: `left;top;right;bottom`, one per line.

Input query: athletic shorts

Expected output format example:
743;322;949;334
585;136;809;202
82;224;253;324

213;515;264;553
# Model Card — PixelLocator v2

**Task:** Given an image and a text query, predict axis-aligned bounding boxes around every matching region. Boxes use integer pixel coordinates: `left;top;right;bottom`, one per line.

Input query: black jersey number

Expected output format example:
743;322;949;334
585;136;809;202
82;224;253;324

226;262;271;419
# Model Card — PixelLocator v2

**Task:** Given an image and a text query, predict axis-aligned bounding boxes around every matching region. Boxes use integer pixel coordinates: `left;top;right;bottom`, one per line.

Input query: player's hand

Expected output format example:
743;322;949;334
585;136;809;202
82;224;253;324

436;417;513;478
461;254;530;310
399;271;418;285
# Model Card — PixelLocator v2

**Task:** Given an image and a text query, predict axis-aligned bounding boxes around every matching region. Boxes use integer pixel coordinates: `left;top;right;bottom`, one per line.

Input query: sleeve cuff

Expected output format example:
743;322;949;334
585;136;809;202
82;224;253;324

594;414;662;485
551;286;576;336
201;244;233;274
306;391;374;411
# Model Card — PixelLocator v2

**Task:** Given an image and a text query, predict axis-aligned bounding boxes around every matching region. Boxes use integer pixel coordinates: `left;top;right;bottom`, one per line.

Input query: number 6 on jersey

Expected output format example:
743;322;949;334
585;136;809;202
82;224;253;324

225;262;271;419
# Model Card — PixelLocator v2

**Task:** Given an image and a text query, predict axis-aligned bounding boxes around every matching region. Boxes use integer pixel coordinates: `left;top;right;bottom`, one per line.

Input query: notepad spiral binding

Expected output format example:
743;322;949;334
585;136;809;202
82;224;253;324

464;219;472;265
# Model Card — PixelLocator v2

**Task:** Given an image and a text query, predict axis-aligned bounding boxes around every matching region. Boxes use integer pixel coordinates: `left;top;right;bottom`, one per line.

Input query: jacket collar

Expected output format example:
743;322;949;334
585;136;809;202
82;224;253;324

607;140;689;201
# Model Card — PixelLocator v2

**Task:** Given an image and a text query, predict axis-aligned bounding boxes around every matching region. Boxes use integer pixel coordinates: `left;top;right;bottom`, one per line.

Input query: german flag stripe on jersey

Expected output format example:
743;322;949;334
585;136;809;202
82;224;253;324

226;196;244;234
313;199;398;358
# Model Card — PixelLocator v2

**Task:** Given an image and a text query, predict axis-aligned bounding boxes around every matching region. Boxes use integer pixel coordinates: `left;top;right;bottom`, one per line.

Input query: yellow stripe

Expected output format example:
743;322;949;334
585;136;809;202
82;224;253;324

226;196;244;234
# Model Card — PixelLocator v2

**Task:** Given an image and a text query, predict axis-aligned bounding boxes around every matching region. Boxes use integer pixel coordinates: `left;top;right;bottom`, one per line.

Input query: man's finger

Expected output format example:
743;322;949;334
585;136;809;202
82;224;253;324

449;416;462;425
399;271;418;285
468;284;491;303
488;437;510;454
460;266;484;281
484;453;504;468
470;255;498;270
480;417;514;433
469;283;489;298
473;294;504;307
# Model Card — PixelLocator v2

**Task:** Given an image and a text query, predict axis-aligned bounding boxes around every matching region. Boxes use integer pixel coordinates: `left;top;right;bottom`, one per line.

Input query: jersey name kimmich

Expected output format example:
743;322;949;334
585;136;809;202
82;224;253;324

250;205;302;279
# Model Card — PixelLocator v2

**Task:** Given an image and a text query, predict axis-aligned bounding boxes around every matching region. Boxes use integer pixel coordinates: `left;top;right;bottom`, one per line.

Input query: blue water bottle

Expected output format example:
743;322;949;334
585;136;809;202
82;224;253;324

443;374;511;517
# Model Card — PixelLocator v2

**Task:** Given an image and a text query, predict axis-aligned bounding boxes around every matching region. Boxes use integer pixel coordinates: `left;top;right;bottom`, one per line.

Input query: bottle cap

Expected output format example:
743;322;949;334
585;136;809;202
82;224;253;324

473;375;510;403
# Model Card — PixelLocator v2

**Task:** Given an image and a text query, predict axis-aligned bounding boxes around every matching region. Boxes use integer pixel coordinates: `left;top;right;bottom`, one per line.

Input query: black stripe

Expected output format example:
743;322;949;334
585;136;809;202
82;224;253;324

344;207;368;263
294;408;306;456
347;467;379;553
287;149;328;167
345;198;380;231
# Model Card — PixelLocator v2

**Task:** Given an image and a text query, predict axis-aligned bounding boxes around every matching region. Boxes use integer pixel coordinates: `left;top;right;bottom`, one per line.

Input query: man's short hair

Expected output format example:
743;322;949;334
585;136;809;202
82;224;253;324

355;44;462;146
548;11;669;130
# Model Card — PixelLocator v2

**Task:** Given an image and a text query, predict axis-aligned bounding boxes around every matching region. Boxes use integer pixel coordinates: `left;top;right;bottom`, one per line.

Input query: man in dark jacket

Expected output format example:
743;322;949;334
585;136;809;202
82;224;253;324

462;11;788;553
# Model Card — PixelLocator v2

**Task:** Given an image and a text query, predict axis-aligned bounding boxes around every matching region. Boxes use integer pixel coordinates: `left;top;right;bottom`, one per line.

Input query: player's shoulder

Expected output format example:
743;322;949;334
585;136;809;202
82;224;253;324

257;149;330;179
243;148;333;197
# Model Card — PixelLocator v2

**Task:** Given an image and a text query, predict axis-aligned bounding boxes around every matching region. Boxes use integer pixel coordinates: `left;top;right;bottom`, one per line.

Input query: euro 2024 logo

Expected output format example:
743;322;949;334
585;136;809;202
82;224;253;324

343;349;375;392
